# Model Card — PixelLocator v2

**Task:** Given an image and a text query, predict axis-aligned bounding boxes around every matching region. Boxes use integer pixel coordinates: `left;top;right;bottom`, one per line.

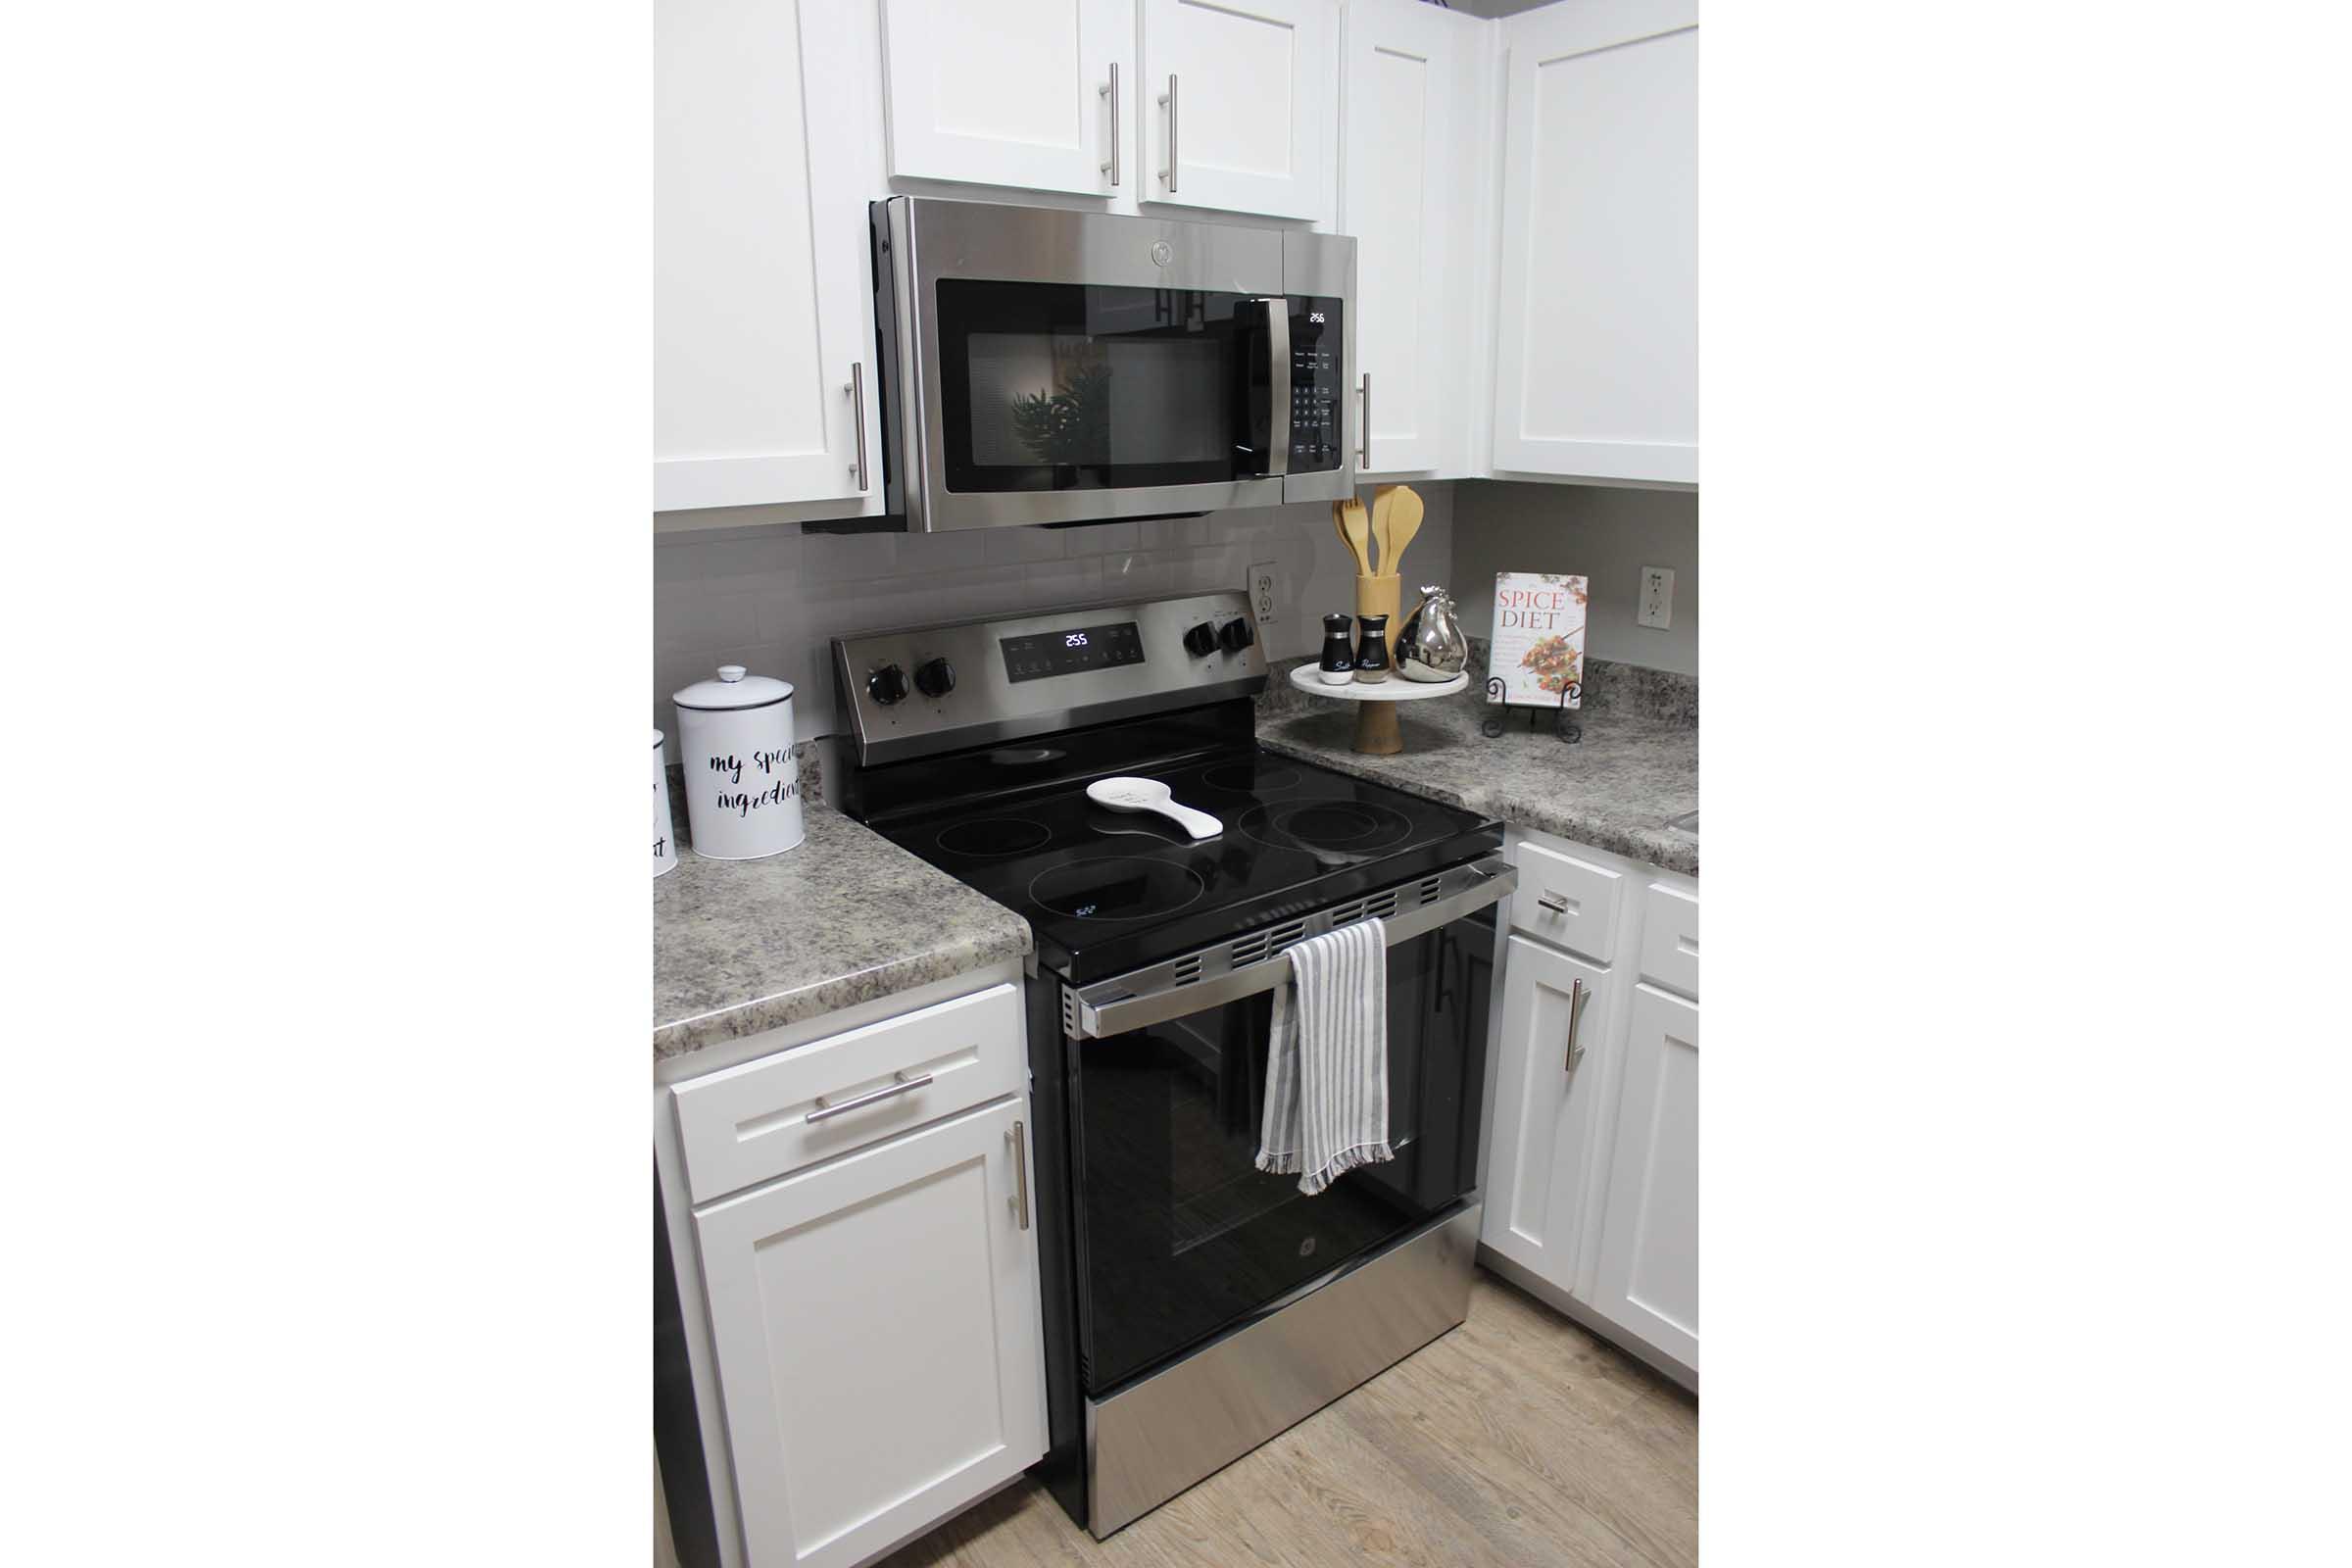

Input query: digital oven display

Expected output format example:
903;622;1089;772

1000;621;1148;683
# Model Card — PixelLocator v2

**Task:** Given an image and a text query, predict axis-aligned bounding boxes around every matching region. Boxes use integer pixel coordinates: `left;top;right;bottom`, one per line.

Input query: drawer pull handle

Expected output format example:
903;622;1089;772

806;1070;934;1124
1009;1119;1031;1231
1538;891;1573;915
1564;979;1592;1073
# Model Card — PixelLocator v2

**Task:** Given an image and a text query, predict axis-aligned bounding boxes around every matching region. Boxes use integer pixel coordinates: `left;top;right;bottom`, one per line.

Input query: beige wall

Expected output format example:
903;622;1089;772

1449;482;1699;675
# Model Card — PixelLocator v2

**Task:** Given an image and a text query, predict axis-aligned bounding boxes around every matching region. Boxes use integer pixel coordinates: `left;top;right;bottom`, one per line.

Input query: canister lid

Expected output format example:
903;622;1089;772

652;730;664;750
672;663;795;711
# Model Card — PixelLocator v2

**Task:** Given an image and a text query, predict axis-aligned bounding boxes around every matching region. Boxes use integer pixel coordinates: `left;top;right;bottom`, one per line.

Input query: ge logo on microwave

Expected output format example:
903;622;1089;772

1150;239;1173;267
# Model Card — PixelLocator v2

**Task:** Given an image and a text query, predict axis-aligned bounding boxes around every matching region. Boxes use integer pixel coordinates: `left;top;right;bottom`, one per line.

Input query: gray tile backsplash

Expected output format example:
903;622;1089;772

653;485;1457;745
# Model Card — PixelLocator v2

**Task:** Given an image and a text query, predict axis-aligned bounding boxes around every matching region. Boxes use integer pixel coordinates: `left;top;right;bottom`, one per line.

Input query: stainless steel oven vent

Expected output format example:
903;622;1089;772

1173;955;1203;987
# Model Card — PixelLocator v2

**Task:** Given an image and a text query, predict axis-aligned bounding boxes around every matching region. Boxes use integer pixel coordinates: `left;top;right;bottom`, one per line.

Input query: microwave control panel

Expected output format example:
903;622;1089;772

1288;299;1345;472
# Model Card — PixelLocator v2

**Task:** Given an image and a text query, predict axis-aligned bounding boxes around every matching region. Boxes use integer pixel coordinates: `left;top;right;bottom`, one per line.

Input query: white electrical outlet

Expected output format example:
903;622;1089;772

1638;566;1675;629
1249;562;1282;625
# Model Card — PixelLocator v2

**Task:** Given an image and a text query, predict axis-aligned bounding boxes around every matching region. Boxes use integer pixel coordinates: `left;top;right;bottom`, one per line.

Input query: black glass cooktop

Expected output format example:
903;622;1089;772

869;748;1501;983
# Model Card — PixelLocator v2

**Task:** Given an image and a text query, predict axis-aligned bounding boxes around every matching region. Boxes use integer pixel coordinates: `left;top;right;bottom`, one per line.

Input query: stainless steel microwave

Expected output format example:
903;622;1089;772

868;197;1356;531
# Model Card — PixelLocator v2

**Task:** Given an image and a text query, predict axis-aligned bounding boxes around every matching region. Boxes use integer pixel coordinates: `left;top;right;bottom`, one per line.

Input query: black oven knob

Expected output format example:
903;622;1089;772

867;663;909;706
1217;616;1255;653
913;657;956;699
1182;621;1217;658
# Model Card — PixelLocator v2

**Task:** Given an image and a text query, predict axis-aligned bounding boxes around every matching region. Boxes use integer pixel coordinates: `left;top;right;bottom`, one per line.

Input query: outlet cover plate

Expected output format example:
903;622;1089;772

1638;566;1674;629
1250;562;1281;625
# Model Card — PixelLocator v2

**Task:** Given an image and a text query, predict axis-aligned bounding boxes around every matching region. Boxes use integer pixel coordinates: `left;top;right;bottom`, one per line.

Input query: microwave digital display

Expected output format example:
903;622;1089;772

1000;621;1148;683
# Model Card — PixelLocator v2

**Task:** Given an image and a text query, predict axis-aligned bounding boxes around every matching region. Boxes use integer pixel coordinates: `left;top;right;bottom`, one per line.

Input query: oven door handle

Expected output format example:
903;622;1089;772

1064;856;1516;1039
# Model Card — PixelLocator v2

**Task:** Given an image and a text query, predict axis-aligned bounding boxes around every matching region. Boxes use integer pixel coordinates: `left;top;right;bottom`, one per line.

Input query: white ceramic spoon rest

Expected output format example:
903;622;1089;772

1085;776;1223;840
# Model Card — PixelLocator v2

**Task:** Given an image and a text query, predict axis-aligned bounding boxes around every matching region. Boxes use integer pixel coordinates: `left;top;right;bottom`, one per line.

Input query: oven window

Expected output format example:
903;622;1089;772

936;279;1271;493
1071;923;1489;1394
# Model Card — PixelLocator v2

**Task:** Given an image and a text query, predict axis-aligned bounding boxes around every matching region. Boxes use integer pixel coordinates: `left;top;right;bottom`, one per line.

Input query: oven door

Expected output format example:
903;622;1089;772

876;198;1298;530
1059;871;1506;1396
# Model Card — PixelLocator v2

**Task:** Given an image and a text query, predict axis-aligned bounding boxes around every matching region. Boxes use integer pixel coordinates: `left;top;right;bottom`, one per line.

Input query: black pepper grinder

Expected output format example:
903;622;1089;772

1353;613;1393;683
1317;613;1356;684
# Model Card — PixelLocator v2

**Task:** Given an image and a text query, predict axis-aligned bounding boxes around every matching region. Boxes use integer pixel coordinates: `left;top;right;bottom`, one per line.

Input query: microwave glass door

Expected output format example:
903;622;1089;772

936;281;1273;494
1070;919;1491;1394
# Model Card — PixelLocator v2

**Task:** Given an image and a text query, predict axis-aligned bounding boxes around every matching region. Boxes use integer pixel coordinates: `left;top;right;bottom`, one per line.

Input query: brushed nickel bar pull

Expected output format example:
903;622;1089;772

1357;372;1371;469
1009;1119;1031;1230
1538;891;1570;914
1564;980;1592;1072
1100;65;1120;186
848;361;869;492
806;1069;932;1123
1158;74;1179;191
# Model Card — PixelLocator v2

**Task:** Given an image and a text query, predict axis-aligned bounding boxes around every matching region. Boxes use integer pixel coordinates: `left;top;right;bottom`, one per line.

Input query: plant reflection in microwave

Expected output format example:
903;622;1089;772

1009;339;1111;466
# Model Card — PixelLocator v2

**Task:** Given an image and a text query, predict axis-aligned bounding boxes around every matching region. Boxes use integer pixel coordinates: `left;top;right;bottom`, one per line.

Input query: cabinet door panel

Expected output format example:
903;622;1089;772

1590;984;1698;1369
1342;0;1479;475
696;1100;1045;1568
1492;0;1696;482
655;0;878;512
1480;935;1617;1294
1140;0;1334;220
881;0;1127;196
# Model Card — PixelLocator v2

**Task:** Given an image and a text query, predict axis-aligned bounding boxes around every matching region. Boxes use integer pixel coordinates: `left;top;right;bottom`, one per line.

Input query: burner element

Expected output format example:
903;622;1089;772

936;817;1053;858
1239;800;1415;856
1201;762;1302;794
1029;857;1207;922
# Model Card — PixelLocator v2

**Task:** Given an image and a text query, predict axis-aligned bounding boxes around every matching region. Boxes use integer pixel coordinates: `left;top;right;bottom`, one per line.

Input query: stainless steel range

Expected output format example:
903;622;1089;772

833;590;1514;1537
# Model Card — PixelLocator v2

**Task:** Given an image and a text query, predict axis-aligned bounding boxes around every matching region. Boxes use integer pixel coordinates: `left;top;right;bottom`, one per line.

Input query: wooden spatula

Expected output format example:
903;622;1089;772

1382;485;1425;579
1370;486;1398;576
1332;497;1374;576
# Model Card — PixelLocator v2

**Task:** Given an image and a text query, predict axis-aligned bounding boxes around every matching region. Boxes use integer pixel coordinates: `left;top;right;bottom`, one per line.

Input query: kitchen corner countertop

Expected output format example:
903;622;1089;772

1258;670;1699;876
654;803;1033;1063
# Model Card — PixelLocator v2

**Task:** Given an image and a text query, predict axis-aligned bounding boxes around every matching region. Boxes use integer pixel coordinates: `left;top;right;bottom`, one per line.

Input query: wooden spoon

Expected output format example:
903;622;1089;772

1382;485;1425;579
1332;497;1374;576
1370;486;1397;576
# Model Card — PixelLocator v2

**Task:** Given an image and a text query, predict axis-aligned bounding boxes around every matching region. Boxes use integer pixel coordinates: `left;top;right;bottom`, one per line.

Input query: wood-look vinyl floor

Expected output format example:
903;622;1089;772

876;1270;1697;1568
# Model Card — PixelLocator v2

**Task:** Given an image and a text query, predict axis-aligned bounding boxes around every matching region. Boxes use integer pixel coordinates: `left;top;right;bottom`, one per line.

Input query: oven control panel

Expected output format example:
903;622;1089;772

835;591;1267;765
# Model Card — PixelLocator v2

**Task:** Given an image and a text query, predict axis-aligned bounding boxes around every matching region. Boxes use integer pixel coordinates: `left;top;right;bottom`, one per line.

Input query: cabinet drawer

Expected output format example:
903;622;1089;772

1510;839;1625;961
1638;882;1699;999
671;982;1024;1204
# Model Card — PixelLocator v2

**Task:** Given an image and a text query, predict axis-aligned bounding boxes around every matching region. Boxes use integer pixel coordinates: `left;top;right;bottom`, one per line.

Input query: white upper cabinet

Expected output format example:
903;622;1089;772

1340;0;1484;477
1491;0;1697;484
1139;0;1337;220
654;0;883;514
879;0;1134;198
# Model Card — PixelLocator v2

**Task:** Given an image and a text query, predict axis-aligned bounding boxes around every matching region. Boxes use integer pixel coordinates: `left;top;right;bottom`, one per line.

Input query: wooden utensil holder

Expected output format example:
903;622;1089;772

1352;574;1404;754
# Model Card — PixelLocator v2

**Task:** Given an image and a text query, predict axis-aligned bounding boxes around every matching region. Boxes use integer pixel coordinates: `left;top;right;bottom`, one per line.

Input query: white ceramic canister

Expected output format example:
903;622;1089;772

652;731;678;878
671;665;805;859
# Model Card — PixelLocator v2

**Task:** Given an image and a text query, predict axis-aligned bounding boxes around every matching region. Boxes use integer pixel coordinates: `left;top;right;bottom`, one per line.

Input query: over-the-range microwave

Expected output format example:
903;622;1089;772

867;196;1356;531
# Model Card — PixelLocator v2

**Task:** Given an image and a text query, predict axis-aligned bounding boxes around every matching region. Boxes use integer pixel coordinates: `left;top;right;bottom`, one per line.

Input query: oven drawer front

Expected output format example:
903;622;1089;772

1509;839;1625;962
671;982;1023;1204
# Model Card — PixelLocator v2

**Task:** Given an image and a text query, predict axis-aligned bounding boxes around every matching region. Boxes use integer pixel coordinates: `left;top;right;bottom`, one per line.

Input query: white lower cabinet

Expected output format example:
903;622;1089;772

697;1096;1046;1568
1589;984;1698;1369
1481;828;1697;1385
1483;935;1617;1287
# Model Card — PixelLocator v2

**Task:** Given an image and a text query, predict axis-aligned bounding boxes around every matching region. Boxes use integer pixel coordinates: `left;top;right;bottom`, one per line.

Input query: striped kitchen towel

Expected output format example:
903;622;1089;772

1256;916;1393;1196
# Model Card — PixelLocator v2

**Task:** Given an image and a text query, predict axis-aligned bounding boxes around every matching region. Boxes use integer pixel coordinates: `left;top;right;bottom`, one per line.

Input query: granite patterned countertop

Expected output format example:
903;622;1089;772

1257;658;1699;875
654;784;1032;1063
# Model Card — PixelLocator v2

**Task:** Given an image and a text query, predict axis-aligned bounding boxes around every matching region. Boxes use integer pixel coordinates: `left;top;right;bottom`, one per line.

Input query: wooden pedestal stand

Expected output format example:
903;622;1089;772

1287;665;1470;756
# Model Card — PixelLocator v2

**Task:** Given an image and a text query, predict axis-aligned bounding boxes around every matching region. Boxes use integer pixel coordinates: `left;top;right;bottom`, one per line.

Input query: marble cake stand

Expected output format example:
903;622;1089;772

1287;664;1470;756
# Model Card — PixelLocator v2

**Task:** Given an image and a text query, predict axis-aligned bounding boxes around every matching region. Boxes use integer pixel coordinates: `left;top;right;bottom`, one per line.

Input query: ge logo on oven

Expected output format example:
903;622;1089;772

1298;1237;1317;1258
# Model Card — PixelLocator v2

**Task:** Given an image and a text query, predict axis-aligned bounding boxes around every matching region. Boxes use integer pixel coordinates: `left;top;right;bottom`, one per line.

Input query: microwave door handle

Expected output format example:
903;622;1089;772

1263;299;1290;477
